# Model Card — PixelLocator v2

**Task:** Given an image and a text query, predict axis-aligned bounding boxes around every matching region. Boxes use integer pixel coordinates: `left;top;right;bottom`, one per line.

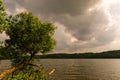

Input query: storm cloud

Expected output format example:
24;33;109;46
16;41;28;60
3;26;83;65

2;0;120;52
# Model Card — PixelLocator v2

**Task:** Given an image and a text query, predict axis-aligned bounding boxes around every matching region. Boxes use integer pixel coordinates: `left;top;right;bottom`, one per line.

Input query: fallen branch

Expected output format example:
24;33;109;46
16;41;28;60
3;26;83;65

0;59;33;80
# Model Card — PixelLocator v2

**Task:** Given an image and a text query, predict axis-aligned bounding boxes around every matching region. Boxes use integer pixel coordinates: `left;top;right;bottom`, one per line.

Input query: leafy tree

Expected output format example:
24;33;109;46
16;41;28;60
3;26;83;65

5;12;56;63
0;12;56;79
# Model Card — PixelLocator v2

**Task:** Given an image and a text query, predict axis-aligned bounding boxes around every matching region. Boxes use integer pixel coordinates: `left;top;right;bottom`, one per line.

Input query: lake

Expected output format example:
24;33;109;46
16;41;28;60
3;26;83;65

1;59;120;80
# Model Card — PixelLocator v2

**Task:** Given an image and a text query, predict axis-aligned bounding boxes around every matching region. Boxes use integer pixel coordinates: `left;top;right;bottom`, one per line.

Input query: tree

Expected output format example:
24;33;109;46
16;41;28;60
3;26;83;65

0;12;56;79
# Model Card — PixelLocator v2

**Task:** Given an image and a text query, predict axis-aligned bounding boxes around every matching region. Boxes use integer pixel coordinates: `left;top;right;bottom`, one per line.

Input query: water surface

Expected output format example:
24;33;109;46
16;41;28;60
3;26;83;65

38;59;120;80
1;59;120;80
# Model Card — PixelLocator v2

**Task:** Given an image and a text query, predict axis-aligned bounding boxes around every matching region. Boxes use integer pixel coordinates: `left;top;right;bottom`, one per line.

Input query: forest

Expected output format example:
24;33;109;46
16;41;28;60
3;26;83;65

36;50;120;59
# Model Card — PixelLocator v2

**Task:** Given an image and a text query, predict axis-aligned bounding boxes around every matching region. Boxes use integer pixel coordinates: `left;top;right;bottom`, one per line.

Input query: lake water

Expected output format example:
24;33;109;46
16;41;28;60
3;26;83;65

1;59;120;80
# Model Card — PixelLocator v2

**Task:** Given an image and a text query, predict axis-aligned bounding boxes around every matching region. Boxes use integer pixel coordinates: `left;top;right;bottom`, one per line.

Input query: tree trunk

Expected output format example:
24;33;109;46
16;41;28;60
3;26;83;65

0;60;33;80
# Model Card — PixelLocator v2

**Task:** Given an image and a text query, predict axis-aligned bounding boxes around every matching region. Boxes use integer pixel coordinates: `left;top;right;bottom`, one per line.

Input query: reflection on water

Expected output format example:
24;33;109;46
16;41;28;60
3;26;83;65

1;59;120;80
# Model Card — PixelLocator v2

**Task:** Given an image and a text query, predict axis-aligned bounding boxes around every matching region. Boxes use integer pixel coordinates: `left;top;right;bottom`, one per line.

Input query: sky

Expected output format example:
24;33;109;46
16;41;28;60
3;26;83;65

1;0;120;53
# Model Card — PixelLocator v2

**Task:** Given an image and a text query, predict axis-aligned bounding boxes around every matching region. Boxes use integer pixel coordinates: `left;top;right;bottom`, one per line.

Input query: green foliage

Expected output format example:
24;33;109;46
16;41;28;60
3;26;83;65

3;12;56;65
6;12;56;54
0;46;10;59
7;68;47;80
0;0;6;32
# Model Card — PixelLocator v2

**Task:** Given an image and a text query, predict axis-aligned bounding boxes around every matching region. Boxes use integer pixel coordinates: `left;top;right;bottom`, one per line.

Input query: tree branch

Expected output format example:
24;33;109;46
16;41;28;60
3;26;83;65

0;59;33;80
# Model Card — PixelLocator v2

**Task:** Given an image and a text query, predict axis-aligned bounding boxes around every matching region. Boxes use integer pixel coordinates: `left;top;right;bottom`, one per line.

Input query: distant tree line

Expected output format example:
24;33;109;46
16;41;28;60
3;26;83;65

1;50;120;59
34;50;120;59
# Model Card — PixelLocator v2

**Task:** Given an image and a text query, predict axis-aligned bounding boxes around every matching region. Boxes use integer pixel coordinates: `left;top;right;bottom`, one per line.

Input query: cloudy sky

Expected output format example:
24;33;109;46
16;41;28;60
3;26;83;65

1;0;120;53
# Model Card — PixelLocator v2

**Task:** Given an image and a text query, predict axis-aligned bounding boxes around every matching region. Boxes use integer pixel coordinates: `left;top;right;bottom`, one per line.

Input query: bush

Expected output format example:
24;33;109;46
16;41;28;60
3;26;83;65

7;68;48;80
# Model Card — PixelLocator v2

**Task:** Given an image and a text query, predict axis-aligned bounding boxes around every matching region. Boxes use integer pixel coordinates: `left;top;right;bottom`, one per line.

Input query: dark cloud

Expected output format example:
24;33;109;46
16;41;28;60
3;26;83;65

3;0;118;52
8;0;100;15
55;9;109;41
